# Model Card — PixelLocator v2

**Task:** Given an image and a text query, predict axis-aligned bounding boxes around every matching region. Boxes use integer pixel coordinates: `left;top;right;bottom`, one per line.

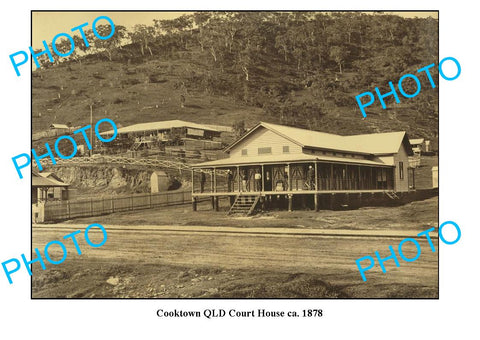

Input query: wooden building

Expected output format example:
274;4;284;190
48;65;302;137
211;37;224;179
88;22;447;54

49;123;71;136
409;138;425;155
191;122;414;212
32;171;70;204
98;119;224;155
100;120;221;146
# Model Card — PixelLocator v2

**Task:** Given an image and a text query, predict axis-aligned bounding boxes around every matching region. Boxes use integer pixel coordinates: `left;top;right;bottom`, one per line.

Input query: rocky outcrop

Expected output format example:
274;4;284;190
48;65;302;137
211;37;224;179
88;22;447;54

51;166;158;194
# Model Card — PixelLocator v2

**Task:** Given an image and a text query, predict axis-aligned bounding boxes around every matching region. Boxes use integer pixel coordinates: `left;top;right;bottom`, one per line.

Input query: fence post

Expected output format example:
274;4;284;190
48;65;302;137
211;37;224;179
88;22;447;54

112;196;115;213
67;201;70;219
183;191;185;204
90;198;93;215
130;195;133;210
149;193;152;208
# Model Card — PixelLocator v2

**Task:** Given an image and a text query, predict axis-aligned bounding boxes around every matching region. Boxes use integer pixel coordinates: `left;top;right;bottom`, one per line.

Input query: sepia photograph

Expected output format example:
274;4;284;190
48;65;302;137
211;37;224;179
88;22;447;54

30;10;439;299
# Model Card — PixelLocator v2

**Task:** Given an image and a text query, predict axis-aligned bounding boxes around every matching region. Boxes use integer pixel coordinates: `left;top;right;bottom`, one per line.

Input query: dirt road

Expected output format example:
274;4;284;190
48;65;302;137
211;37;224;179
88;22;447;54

32;224;438;298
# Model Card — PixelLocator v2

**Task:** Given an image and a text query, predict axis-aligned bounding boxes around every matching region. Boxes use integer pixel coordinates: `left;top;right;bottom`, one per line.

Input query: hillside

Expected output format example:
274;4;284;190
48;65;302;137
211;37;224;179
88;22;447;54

32;12;439;142
32;54;264;132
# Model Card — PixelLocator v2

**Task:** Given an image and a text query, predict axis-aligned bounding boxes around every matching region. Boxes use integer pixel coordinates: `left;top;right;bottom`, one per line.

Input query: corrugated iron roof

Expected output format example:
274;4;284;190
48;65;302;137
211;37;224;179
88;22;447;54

226;122;410;155
100;120;219;135
32;176;69;187
32;171;69;187
409;138;425;145
39;172;66;183
50;124;69;129
343;131;407;154
193;153;392;168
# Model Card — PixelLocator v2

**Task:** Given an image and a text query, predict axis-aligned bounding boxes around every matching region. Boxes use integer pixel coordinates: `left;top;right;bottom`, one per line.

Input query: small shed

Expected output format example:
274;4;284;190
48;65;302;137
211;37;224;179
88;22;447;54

432;166;438;188
150;171;171;193
50;123;70;130
409;138;425;155
49;124;70;136
32;171;70;203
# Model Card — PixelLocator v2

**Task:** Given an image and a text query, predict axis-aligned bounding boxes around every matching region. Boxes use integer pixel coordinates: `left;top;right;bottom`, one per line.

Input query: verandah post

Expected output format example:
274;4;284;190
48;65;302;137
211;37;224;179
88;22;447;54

329;164;333;190
210;168;214;193
314;161;319;211
191;169;194;194
287;164;292;191
213;168;217;193
358;166;362;190
261;164;265;193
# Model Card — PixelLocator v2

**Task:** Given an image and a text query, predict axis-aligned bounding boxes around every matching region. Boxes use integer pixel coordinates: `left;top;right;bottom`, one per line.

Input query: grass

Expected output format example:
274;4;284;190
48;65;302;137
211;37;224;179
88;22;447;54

32;46;438;145
32;59;265;133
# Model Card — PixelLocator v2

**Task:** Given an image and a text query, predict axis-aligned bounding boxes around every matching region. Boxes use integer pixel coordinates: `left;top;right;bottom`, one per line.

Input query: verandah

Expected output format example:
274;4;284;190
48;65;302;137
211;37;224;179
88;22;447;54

192;162;394;194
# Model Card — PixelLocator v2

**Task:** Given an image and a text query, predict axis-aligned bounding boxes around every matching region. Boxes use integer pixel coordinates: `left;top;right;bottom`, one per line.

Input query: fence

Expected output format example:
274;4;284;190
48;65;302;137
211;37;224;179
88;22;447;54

32;154;214;174
32;129;71;141
408;156;421;168
43;190;192;222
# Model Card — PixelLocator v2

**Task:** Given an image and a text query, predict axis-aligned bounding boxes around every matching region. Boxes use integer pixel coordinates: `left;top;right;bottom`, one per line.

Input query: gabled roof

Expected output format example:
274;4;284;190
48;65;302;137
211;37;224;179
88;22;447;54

409;138;425;145
100;120;219;135
193;153;393;168
225;122;412;155
32;171;69;187
39;172;65;183
344;131;412;155
50;124;69;129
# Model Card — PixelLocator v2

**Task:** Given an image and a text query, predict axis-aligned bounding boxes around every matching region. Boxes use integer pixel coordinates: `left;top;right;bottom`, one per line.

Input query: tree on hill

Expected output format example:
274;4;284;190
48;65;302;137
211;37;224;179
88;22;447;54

129;24;156;56
87;25;127;61
32;12;439;138
329;45;349;74
232;120;246;138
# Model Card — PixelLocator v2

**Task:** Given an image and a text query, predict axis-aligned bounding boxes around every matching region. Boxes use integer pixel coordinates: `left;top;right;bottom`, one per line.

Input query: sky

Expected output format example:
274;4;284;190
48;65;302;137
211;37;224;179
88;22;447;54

32;11;438;49
32;12;192;48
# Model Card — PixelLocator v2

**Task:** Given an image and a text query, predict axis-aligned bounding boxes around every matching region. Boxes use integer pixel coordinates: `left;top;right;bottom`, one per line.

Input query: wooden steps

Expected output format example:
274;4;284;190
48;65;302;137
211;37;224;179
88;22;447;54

385;191;400;200
228;194;260;216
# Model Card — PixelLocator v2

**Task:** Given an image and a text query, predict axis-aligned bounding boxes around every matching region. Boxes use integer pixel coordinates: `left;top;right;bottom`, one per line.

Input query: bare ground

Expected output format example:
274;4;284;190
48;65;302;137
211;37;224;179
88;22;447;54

32;197;439;299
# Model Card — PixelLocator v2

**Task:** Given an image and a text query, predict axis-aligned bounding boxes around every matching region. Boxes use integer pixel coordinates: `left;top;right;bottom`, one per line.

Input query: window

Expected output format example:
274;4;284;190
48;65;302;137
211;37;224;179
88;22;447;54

283;146;290;153
258;147;272;155
399;161;404;179
241;149;248;156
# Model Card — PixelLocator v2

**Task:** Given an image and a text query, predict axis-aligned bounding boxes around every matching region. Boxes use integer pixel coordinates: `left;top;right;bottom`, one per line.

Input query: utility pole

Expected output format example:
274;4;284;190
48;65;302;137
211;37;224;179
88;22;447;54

89;103;93;157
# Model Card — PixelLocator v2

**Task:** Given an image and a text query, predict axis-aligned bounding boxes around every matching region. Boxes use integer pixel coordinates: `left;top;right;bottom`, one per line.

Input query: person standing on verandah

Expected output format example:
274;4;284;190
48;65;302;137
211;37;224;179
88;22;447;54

307;165;315;190
227;169;233;192
254;169;262;191
241;170;248;192
200;172;206;193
